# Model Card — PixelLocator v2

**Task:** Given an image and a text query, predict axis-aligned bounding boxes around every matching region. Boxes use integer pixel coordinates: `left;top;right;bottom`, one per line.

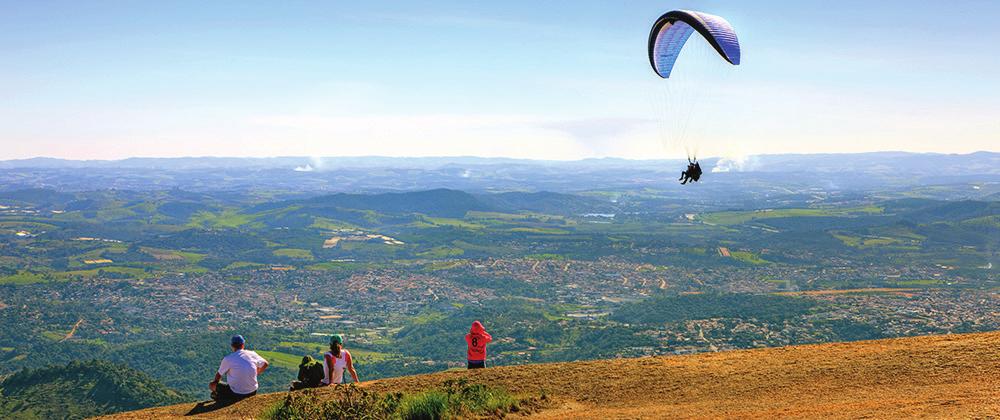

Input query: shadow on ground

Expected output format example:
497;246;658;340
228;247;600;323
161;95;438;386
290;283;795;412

184;399;239;416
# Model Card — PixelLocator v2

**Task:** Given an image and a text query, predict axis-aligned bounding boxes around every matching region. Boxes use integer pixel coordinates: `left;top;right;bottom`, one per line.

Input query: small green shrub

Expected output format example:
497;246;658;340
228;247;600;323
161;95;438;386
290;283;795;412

263;381;525;420
454;383;518;415
263;386;400;420
262;391;324;420
397;391;449;420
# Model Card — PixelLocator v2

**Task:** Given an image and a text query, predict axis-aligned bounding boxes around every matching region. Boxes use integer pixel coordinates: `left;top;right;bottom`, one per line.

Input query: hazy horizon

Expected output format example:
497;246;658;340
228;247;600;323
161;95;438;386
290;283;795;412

3;149;998;164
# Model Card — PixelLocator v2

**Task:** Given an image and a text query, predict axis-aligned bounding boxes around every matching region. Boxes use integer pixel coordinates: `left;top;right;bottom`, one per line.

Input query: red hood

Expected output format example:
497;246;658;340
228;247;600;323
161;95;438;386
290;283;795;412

470;321;485;334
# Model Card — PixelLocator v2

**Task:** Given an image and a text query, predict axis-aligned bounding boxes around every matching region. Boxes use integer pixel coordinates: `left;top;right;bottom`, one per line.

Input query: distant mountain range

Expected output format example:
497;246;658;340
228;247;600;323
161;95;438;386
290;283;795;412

1;152;998;195
1;152;998;172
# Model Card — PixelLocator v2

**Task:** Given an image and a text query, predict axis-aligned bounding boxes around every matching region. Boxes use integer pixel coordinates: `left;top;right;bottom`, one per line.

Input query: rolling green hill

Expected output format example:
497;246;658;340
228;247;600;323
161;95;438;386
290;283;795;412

0;360;188;419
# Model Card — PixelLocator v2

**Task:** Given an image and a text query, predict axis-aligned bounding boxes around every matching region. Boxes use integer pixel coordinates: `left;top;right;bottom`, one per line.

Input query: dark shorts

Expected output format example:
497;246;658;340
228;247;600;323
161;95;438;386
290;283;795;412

468;360;486;369
212;383;256;401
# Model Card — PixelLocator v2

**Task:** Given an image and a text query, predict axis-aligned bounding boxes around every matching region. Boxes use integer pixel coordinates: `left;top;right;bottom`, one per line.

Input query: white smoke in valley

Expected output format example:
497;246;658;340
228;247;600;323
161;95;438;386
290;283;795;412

711;154;759;173
294;156;327;172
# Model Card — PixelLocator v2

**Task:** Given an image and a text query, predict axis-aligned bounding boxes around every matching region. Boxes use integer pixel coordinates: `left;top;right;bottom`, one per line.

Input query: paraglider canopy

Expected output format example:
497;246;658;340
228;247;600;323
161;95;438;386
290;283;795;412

648;10;741;78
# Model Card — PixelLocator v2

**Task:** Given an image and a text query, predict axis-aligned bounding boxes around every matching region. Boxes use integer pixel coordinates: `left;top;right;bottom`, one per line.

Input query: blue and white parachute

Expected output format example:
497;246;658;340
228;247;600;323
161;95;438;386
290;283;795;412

646;10;741;163
648;10;741;78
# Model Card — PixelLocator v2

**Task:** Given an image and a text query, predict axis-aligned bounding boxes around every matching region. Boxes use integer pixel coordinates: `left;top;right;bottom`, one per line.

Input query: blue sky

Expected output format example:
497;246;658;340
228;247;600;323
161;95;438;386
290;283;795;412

2;0;998;160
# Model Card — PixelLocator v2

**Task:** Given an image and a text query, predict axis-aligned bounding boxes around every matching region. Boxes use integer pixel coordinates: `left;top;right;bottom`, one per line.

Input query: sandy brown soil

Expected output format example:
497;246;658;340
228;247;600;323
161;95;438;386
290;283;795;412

102;331;1000;419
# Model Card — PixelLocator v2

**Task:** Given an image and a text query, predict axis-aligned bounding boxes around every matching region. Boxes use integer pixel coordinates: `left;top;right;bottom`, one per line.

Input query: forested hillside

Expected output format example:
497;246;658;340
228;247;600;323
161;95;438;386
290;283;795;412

0;360;187;419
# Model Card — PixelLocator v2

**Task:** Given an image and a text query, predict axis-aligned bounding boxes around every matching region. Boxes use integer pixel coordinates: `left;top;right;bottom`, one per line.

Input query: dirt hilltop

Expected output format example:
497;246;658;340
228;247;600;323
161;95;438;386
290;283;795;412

103;331;1000;419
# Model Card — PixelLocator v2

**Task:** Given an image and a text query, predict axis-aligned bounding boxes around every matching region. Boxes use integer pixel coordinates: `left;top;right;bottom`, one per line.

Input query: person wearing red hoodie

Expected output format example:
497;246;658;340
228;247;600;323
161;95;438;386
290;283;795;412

465;320;493;369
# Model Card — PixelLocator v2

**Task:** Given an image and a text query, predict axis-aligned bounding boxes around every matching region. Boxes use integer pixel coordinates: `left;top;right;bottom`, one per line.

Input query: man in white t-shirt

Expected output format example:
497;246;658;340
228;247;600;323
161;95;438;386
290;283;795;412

209;335;269;401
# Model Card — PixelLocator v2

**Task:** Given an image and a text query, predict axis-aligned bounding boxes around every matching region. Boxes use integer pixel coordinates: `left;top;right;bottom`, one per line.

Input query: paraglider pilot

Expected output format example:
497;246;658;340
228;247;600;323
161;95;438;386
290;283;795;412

679;158;702;185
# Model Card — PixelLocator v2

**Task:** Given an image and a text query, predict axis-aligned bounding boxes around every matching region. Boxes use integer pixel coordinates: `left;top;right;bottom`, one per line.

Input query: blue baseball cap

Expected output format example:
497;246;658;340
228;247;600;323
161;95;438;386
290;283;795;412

231;335;245;347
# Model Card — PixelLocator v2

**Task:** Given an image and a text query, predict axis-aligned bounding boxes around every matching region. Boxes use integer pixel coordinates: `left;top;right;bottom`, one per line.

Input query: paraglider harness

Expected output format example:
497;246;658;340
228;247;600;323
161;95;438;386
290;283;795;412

679;157;703;185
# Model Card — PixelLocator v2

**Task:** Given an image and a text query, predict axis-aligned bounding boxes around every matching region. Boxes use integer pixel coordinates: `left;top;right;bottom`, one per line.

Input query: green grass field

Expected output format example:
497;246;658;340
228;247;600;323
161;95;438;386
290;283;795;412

270;342;397;364
0;271;48;285
141;247;207;263
40;330;68;342
71;244;128;265
465;211;536;221
420;216;485;230
509;227;569;235
888;279;944;286
48;266;152;280
700;206;883;225
310;217;360;230
277;341;326;353
960;215;1000;228
423;261;465;271
451;240;505;254
730;251;770;265
466;211;567;224
417;246;465;258
224;261;267;270
273;248;315;260
305;261;361;271
0;221;59;231
685;247;708;256
188;210;258;229
524;253;566;260
256;350;303;370
831;233;901;249
346;348;395;362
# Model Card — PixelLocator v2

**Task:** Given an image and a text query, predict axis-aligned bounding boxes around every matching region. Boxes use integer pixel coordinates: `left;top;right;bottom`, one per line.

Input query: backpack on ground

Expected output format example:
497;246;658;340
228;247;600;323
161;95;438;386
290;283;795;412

298;355;325;387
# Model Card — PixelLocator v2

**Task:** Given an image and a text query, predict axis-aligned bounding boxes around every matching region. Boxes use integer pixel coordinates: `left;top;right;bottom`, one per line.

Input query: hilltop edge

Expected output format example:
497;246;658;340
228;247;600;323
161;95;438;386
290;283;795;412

101;331;1000;419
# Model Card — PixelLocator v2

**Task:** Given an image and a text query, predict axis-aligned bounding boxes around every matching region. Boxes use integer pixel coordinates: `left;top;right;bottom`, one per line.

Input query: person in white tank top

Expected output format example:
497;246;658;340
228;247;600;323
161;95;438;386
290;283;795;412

322;334;360;385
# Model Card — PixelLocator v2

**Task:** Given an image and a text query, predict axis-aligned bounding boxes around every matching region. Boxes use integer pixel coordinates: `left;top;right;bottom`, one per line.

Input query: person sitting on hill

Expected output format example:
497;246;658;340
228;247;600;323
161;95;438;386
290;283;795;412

322;334;360;386
289;355;325;391
465;320;493;369
209;335;269;402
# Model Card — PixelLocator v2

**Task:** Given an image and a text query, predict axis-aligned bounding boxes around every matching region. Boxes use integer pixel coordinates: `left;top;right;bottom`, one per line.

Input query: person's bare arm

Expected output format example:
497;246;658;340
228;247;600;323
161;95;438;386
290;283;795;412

209;372;222;391
257;360;269;375
345;352;360;384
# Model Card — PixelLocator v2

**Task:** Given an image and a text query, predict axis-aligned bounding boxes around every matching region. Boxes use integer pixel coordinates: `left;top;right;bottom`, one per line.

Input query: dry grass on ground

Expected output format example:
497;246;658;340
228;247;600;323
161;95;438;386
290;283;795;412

103;331;1000;419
